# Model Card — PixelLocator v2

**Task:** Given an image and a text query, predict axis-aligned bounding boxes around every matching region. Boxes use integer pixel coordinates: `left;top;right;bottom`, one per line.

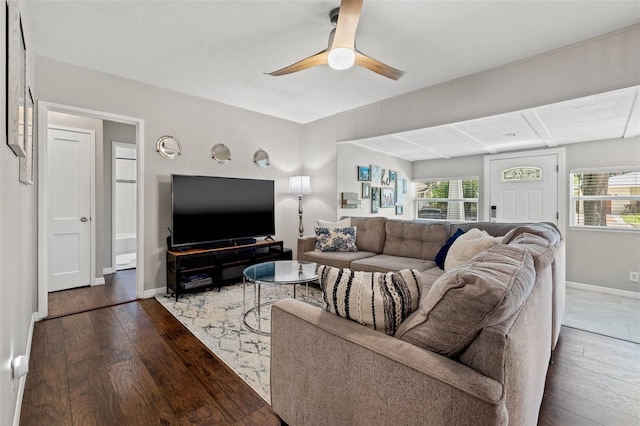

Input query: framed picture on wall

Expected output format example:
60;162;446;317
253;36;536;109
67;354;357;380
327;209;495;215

19;87;34;185
357;166;370;181
6;1;27;157
371;187;379;213
370;165;382;185
396;205;403;215
381;188;396;208
362;182;371;199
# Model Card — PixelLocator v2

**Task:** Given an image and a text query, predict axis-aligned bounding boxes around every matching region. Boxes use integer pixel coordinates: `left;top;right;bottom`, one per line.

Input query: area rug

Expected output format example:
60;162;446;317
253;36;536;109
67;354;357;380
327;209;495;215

155;282;324;402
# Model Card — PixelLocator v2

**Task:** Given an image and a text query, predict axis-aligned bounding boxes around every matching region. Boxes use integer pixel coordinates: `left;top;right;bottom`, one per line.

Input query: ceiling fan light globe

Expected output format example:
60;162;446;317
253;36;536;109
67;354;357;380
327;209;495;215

328;47;355;70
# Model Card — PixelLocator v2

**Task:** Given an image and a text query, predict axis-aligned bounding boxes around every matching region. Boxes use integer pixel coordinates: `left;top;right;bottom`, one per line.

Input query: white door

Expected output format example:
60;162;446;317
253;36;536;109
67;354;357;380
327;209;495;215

47;127;93;292
488;153;559;225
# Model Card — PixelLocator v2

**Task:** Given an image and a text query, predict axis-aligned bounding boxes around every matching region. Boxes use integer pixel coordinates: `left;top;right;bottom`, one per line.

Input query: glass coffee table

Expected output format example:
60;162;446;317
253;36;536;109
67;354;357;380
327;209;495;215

242;260;318;335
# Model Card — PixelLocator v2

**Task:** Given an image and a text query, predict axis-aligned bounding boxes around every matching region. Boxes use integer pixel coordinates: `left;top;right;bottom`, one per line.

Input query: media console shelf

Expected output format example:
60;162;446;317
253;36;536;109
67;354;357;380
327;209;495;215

166;240;292;301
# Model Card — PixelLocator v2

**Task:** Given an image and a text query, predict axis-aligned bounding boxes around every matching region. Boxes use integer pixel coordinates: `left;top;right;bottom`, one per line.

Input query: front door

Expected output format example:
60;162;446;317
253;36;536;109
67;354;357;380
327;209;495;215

487;152;559;225
47;127;93;292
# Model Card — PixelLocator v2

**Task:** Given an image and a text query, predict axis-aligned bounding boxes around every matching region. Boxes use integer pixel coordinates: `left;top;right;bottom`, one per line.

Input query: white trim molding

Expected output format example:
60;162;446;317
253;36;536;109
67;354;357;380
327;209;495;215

12;312;37;426
143;287;168;299
567;281;640;299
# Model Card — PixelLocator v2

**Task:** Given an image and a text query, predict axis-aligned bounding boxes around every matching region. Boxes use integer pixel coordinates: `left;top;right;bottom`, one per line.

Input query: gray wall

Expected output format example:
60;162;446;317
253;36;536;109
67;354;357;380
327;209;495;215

1;3;38;423
35;56;305;294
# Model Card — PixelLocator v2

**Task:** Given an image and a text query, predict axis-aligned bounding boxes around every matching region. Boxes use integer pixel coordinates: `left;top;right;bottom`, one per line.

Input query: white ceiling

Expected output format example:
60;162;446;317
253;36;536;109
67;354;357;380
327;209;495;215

22;0;640;126
342;86;640;161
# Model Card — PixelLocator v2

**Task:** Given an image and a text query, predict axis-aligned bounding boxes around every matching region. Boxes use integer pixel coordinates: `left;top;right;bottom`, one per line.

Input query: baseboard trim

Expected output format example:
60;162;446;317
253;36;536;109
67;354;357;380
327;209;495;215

92;277;106;286
103;267;114;275
13;312;37;426
566;281;640;299
143;287;168;299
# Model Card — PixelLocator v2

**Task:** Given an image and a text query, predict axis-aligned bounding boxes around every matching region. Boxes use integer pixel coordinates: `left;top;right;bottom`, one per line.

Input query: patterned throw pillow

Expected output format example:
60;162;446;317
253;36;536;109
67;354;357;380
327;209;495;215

315;226;358;252
318;265;423;336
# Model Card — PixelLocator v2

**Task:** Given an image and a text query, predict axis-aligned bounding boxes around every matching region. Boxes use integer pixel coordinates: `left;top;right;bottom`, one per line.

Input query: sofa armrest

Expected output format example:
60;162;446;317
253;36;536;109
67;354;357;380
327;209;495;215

271;298;507;426
296;236;316;260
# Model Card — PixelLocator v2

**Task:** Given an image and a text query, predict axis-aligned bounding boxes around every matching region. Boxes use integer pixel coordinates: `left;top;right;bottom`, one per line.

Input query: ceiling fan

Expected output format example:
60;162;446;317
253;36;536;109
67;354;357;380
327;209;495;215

267;0;405;80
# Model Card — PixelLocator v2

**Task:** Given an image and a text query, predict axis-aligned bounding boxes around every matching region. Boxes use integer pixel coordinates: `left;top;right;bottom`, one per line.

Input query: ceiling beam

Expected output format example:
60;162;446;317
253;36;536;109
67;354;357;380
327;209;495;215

448;125;498;154
522;109;557;147
623;87;640;138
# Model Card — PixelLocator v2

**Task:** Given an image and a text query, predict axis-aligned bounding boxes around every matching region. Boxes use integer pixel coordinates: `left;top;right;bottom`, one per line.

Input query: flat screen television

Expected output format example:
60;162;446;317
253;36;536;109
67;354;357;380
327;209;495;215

171;174;275;249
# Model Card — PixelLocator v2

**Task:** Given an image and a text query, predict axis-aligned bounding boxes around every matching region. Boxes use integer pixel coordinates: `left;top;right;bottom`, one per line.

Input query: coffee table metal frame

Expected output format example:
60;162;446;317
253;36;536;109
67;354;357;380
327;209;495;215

242;260;318;335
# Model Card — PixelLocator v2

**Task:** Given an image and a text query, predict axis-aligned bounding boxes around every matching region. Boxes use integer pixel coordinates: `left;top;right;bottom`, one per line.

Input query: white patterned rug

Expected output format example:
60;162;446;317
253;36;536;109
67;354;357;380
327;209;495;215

155;282;324;402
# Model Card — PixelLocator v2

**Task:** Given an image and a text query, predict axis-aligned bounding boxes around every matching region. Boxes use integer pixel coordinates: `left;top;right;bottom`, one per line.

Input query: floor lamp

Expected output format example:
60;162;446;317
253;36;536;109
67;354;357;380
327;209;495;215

288;176;312;237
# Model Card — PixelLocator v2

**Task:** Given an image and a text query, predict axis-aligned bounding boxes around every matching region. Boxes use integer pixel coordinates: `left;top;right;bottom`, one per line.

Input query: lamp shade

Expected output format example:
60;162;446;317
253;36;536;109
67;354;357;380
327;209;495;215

288;176;312;195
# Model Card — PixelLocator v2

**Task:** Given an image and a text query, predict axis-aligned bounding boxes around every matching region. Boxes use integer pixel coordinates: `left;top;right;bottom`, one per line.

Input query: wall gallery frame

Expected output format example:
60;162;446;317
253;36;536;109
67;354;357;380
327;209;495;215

381;188;396;208
357;165;370;181
370;165;382;185
6;1;27;157
371;187;380;213
362;182;371;198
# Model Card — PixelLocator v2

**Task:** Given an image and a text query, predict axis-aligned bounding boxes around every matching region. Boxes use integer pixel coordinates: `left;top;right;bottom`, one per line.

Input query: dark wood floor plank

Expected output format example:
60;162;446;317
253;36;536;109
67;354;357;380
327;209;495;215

67;356;127;426
20;352;72;426
29;316;65;360
107;356;179;426
47;269;137;318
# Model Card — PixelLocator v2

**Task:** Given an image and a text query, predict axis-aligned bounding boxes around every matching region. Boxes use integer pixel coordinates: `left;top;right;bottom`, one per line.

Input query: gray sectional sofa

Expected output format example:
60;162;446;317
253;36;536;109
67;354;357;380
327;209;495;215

270;216;565;425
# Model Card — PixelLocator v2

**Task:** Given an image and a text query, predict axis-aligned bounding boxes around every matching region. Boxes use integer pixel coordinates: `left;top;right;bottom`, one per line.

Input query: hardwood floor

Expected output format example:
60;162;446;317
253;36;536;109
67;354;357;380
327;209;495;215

21;299;639;425
47;269;137;318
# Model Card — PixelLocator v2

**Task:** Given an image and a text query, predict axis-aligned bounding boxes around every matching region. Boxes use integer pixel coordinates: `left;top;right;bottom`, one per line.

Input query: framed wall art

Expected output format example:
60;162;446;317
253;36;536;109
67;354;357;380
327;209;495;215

371;187;379;213
357;165;370;181
362;182;371;198
370;165;382;185
6;1;27;157
381;188;396;208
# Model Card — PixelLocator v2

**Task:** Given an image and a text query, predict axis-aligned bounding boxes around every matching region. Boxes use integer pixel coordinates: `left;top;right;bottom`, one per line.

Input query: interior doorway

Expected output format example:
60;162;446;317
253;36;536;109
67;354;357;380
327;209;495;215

37;102;145;319
113;142;137;271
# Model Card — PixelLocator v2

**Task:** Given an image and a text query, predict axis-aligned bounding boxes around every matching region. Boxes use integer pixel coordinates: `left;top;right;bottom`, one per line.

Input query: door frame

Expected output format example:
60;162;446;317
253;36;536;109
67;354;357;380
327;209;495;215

483;147;567;235
37;101;145;319
111;141;137;272
47;125;97;290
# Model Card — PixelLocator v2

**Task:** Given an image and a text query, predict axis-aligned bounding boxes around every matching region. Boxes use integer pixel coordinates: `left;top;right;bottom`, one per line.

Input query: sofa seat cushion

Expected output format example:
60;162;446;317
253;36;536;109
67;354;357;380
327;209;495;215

395;244;536;357
300;250;377;270
318;265;423;335
382;220;448;260
351;255;437;273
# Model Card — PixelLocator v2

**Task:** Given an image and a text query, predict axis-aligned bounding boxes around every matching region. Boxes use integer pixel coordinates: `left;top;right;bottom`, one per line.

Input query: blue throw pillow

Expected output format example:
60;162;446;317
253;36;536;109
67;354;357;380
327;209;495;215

434;228;465;269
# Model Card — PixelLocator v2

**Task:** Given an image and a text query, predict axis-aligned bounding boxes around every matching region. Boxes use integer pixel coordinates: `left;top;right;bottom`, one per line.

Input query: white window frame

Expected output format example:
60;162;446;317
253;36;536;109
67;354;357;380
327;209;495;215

414;177;479;222
569;166;640;232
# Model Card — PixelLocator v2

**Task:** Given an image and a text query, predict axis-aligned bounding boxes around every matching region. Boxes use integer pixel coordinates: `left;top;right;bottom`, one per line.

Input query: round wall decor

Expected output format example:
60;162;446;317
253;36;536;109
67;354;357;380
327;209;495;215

253;148;270;167
156;135;182;159
211;143;231;164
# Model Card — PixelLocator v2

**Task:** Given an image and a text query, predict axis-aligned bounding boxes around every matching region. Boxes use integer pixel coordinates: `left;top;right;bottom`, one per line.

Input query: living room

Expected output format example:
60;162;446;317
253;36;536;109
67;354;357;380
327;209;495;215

2;1;639;425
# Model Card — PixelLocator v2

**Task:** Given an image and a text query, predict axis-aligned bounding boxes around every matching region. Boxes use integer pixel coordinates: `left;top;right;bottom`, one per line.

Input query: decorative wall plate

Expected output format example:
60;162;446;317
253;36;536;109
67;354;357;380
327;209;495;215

211;143;231;163
156;135;182;159
253;148;270;167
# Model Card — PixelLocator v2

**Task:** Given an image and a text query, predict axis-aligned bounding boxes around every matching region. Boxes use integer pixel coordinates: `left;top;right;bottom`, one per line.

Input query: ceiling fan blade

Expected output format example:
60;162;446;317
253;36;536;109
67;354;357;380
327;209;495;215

266;49;329;76
331;0;363;50
355;51;405;80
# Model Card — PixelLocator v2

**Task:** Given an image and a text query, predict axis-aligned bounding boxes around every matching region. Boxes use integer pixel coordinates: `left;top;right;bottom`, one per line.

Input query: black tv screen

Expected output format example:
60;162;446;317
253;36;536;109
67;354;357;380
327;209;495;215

171;175;275;248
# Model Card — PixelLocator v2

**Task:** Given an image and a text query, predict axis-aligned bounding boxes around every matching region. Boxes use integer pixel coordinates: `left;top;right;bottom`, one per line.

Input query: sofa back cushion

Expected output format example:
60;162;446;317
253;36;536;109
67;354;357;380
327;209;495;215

318;265;423;336
350;217;387;253
395;244;536;357
383;220;448;260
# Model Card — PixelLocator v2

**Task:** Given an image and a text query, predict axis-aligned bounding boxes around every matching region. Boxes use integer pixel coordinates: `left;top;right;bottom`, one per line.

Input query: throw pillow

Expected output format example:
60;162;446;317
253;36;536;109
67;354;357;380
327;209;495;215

315;226;358;252
434;228;465;269
395;244;536;357
318;265;423;336
317;217;352;228
444;228;500;271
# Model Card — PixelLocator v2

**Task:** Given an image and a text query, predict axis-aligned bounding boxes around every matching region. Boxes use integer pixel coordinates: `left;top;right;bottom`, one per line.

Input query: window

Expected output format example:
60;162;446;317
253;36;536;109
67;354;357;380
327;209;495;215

570;168;640;230
415;178;478;221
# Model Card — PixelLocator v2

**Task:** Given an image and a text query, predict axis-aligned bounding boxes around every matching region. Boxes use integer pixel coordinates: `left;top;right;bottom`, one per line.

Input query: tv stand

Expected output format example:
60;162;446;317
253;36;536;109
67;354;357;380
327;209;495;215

166;239;292;301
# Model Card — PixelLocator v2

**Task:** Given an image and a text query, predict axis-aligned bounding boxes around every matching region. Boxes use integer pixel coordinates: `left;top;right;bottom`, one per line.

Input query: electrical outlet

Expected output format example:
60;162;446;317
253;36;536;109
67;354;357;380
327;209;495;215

630;271;640;283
